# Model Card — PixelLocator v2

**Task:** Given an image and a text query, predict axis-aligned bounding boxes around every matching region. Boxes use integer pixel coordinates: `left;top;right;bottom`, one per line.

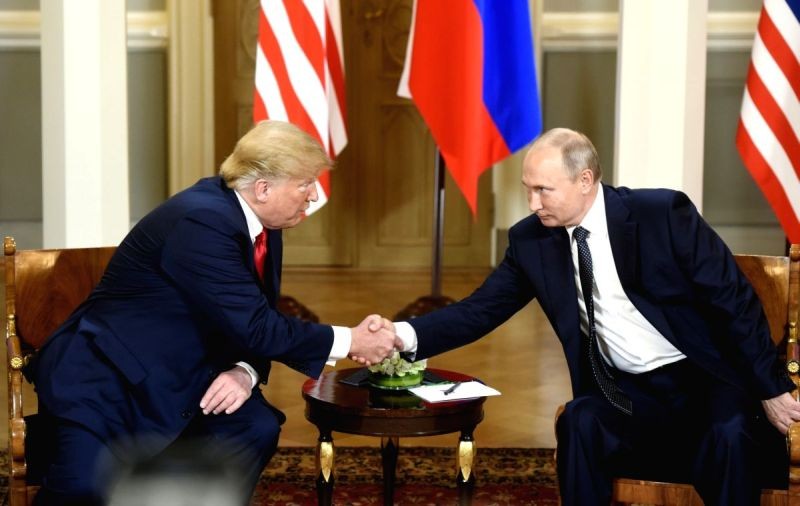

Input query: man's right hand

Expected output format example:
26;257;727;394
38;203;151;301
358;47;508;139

762;391;800;434
349;314;401;366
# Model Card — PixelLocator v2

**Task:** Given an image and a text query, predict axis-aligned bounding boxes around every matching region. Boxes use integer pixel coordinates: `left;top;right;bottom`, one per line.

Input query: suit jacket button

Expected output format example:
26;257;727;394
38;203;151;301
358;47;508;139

181;410;192;419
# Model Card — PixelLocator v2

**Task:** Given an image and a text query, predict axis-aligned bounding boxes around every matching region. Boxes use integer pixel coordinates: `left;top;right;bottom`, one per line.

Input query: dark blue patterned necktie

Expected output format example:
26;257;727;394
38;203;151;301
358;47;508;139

573;226;632;415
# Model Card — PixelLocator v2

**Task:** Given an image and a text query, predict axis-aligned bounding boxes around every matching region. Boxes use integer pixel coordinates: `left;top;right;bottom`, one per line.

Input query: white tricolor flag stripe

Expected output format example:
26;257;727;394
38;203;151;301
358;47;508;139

736;0;800;243
254;0;347;215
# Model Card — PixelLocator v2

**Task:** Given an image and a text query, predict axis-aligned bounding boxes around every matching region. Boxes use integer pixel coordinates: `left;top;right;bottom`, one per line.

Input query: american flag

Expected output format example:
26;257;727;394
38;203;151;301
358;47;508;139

736;0;800;243
253;0;347;214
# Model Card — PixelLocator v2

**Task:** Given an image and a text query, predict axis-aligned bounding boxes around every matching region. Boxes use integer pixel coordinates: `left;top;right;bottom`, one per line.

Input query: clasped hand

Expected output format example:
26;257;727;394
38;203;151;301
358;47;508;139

348;314;403;366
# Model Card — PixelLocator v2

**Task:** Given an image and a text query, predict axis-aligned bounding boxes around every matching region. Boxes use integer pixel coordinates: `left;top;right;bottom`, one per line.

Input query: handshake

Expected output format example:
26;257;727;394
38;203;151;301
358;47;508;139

348;314;404;366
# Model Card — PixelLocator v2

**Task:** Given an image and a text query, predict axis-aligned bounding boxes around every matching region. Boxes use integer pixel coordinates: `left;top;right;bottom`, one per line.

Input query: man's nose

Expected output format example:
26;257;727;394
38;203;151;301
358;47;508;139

308;182;319;202
528;193;542;213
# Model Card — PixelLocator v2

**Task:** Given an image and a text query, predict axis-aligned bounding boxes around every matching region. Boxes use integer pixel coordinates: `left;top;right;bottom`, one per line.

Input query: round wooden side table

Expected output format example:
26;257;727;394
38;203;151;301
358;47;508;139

302;367;486;506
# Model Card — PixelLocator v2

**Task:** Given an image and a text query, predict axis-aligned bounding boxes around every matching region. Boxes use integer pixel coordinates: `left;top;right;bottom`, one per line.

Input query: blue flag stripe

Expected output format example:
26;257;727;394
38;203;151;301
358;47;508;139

473;0;542;152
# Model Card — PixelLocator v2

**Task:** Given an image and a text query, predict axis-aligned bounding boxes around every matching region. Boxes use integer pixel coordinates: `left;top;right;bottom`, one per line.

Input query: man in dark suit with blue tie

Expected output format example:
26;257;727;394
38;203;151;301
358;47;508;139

31;120;400;505
388;128;800;505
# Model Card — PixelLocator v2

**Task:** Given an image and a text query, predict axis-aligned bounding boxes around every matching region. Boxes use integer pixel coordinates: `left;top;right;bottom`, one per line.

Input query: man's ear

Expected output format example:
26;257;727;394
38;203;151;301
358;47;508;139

254;179;272;203
579;169;594;191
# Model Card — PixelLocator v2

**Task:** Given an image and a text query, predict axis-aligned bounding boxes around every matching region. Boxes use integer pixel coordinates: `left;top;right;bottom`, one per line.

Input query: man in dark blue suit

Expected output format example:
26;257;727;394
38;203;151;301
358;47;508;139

31;120;400;505
388;128;800;504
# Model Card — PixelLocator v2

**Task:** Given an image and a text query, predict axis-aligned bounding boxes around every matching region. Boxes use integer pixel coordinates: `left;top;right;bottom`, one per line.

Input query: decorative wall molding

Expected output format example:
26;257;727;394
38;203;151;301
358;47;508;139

541;12;618;50
0;10;168;49
541;11;758;51
707;12;759;51
1;9;759;52
0;10;37;48
128;11;169;49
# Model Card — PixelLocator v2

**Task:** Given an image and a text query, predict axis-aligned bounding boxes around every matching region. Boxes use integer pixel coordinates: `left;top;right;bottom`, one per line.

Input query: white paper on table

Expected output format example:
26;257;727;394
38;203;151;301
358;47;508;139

409;381;501;403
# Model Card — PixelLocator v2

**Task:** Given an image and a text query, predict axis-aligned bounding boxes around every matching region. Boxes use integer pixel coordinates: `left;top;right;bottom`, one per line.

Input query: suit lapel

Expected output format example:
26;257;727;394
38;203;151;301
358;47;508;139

540;227;581;338
263;230;282;308
604;185;638;289
218;177;276;300
603;186;676;342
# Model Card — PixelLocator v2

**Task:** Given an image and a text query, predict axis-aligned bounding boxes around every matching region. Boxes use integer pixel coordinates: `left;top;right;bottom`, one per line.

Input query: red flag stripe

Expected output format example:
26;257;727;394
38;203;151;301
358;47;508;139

758;9;800;104
261;1;332;153
398;0;540;216
737;0;800;243
325;14;347;127
764;0;800;63
744;64;800;179
740;88;800;210
254;0;348;214
407;1;509;214
283;0;326;87
737;122;800;242
257;8;322;145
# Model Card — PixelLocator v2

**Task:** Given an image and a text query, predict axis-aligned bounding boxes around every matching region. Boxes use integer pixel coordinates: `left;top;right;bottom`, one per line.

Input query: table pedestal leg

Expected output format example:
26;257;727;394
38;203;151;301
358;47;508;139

456;431;476;505
315;431;335;506
380;436;399;506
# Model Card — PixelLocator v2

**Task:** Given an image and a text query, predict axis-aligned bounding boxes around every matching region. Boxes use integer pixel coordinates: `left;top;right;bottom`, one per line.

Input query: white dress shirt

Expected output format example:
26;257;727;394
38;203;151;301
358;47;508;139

234;191;351;387
567;185;685;373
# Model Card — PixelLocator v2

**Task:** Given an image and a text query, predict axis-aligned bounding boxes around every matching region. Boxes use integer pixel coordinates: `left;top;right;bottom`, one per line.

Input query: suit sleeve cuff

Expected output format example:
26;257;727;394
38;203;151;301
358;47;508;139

326;326;351;366
235;361;259;389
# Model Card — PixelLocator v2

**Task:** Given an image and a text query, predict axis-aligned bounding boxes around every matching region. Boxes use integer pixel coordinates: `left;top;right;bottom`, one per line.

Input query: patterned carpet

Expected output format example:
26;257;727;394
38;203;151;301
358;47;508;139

1;447;559;505
255;446;559;505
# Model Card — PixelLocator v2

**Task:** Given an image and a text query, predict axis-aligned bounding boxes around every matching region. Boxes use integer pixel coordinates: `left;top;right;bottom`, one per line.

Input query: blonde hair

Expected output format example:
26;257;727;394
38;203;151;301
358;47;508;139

219;120;332;190
530;128;602;182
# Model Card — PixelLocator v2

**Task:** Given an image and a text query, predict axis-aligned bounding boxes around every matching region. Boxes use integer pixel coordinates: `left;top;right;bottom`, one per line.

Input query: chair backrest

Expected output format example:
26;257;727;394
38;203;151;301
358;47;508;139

4;237;116;351
734;245;800;348
3;236;117;506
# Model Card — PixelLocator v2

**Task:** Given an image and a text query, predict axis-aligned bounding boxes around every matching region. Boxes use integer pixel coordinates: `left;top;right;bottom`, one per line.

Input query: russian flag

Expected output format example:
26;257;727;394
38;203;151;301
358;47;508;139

398;0;542;215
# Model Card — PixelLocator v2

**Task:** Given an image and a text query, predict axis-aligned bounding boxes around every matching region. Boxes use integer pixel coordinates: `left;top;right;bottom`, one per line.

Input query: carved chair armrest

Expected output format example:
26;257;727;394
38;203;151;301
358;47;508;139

788;422;800;488
6;314;28;475
6;314;25;419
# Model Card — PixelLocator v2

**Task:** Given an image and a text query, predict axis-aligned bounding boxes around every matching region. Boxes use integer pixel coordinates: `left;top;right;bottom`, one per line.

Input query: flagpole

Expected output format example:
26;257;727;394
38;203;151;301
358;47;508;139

431;149;445;296
395;147;455;320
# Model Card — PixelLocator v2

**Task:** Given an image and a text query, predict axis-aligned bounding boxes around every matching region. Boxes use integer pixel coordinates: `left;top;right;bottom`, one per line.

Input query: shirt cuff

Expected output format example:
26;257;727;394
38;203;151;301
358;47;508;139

394;321;418;353
326;325;352;366
235;361;259;389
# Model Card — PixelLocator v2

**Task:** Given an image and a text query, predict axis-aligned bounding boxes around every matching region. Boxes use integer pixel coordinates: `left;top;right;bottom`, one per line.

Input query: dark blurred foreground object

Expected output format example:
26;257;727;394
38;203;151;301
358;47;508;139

107;442;246;506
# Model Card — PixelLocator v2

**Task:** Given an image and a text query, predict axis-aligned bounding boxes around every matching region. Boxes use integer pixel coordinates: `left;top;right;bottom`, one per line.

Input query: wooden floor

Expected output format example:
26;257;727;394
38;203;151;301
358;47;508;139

1;268;572;450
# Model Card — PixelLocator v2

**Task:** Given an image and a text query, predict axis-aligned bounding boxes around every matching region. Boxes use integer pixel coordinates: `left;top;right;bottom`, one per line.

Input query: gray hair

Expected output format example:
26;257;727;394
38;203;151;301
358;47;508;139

530;128;601;181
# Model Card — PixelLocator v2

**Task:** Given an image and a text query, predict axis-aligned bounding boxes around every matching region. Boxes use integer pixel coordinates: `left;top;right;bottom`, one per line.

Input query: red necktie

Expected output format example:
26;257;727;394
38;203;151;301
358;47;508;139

254;228;268;281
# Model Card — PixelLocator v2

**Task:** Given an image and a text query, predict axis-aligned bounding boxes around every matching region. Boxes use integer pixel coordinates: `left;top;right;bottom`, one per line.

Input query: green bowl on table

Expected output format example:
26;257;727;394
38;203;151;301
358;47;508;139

367;370;424;390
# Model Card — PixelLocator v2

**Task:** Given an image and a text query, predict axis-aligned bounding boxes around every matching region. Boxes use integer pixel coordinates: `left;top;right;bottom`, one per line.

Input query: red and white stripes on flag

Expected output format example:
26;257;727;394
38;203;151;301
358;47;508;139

736;0;800;243
253;0;347;215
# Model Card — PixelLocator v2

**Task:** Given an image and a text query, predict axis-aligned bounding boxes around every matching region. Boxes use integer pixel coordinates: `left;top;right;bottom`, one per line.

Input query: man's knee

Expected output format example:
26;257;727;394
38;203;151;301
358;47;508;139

557;396;611;442
248;415;280;454
707;413;754;454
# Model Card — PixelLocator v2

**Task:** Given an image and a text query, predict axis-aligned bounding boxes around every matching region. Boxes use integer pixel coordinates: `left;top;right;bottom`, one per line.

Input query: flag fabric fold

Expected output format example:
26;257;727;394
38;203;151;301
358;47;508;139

398;0;542;215
254;0;347;215
736;0;800;243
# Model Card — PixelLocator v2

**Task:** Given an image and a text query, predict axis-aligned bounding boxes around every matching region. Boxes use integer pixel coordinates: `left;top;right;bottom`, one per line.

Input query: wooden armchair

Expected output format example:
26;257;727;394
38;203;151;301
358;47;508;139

555;245;800;505
4;236;116;506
